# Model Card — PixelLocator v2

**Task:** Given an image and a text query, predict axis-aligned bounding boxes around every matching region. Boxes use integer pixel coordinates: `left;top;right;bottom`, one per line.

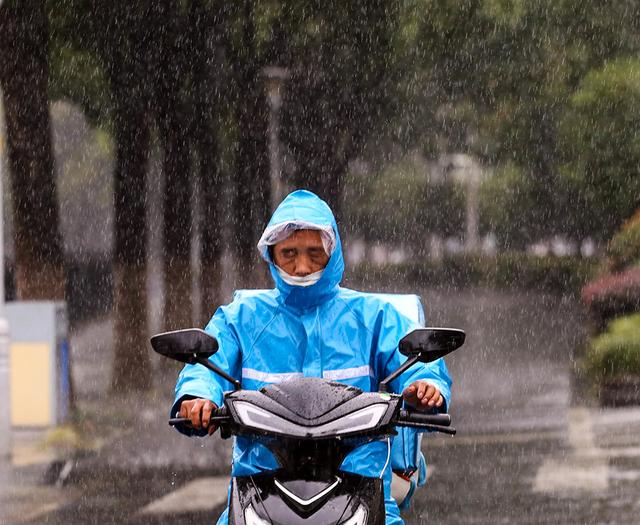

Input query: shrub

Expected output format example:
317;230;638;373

584;314;640;381
346;252;597;295
581;267;640;330
493;252;596;293
607;210;640;272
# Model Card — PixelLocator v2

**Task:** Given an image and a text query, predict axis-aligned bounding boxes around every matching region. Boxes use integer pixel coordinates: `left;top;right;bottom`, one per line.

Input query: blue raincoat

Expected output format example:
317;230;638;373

172;190;452;525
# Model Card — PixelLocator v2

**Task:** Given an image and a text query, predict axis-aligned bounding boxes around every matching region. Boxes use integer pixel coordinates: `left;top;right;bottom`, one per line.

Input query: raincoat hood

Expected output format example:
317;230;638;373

258;190;344;308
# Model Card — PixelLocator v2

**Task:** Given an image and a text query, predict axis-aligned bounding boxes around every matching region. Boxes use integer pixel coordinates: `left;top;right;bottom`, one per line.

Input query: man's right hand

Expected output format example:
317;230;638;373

179;398;218;435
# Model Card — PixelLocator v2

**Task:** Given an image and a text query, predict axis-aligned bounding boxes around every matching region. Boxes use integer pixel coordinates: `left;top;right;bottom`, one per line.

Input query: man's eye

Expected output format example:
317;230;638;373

281;249;296;258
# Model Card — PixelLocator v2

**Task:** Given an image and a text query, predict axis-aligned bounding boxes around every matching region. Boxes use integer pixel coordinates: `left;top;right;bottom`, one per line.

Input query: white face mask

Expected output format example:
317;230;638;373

276;266;324;287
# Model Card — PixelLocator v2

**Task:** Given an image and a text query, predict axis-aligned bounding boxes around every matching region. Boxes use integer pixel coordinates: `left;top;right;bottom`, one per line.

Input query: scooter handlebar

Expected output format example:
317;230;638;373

169;406;229;427
396;410;451;426
393;410;456;435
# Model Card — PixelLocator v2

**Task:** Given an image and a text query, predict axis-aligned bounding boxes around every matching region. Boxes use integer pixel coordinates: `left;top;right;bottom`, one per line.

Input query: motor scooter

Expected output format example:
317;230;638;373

151;326;464;525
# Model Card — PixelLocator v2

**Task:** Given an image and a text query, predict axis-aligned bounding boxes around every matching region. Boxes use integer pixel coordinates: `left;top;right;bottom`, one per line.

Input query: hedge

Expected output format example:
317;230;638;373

581;266;640;331
607;210;640;272
345;252;598;295
584;313;640;381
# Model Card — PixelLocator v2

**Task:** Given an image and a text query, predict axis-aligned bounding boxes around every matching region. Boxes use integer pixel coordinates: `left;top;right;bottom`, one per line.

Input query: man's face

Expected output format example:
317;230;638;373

272;229;330;276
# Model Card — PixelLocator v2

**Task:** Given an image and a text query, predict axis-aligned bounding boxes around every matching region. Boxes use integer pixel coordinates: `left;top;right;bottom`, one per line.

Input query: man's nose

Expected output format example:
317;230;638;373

294;255;312;276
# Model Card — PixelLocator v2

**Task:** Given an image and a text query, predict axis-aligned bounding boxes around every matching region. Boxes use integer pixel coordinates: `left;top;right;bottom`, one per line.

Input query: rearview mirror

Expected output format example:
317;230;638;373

150;328;219;364
399;328;465;363
150;328;242;390
379;327;465;392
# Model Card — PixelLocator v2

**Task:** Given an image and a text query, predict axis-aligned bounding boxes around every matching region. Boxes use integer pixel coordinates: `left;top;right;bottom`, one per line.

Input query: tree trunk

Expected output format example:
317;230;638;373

234;0;270;288
192;1;224;324
154;2;193;332
105;2;153;392
111;101;151;392
0;2;65;300
199;147;223;324
158;102;192;331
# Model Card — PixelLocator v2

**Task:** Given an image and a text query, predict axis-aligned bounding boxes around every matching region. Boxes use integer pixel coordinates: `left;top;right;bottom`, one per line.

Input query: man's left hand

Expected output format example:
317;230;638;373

402;381;443;410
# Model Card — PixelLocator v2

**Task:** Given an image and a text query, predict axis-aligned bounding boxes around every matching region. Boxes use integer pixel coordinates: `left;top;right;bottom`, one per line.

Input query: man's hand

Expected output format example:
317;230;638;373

179;398;218;435
402;381;443;411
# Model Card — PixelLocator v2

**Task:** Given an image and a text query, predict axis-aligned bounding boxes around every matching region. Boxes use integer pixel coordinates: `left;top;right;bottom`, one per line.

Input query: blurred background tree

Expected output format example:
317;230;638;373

0;1;65;300
558;58;640;241
410;0;640;246
2;0;640;393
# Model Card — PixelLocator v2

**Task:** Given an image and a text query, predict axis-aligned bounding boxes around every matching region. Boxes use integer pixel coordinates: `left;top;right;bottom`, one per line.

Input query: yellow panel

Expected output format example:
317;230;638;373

10;343;52;426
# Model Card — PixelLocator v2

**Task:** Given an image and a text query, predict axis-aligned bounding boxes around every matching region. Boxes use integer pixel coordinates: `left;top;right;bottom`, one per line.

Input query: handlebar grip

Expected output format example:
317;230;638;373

394;420;457;435
212;406;227;418
398;410;451;426
168;406;228;426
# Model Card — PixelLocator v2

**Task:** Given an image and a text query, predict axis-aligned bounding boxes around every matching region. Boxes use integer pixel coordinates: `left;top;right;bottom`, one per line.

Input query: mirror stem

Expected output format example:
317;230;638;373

379;355;420;393
195;356;242;391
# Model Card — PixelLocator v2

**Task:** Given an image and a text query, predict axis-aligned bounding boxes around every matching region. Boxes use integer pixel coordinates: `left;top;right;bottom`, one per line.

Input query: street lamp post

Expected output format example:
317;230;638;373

0;88;12;458
465;162;481;252
441;153;482;253
263;66;289;212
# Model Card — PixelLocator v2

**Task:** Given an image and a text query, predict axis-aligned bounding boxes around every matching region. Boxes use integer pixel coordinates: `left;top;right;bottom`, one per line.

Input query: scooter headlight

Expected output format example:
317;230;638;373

233;401;388;438
340;505;368;525
244;504;271;525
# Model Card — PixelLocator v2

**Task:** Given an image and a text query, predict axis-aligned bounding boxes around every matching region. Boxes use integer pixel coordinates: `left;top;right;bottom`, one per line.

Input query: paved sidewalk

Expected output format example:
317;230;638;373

0;429;77;525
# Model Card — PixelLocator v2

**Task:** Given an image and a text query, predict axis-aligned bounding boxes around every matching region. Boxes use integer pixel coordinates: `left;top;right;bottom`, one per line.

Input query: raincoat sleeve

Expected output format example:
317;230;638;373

171;305;242;436
373;302;452;411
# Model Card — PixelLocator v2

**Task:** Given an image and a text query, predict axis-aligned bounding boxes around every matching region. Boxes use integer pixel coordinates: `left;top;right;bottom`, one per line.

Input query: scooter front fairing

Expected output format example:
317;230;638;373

223;378;397;525
229;472;385;525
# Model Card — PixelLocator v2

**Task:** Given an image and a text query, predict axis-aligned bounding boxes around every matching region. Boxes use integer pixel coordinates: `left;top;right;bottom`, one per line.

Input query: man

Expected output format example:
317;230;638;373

172;190;451;524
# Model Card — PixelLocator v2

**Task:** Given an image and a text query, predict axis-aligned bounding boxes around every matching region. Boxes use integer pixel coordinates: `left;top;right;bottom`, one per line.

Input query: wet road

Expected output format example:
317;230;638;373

422;288;582;435
6;288;640;524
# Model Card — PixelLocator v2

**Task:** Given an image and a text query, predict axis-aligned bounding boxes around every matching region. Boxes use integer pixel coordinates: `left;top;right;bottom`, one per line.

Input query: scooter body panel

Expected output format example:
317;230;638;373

229;473;385;525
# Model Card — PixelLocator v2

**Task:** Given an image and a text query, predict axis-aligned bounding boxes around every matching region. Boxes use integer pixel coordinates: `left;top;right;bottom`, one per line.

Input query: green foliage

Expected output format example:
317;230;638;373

346;253;597;295
411;0;640;243
480;163;534;248
48;46;112;128
424;177;466;238
345;158;424;244
46;0;113;129
344;155;465;245
584;314;640;380
558;58;640;240
37;0;640;248
608;212;640;272
279;1;406;189
491;252;596;293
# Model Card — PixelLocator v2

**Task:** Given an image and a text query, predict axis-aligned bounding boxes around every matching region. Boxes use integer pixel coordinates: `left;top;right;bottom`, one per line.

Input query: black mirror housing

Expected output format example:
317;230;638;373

150;328;219;364
399;328;465;363
378;327;465;393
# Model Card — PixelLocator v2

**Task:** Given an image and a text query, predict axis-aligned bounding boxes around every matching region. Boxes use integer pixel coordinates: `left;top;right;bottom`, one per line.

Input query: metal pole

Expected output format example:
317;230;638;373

267;83;283;212
263;66;289;211
465;162;480;252
0;87;12;458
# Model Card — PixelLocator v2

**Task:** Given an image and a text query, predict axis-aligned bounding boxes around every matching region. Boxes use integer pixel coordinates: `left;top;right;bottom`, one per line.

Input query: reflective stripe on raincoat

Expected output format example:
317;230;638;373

172;189;452;525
